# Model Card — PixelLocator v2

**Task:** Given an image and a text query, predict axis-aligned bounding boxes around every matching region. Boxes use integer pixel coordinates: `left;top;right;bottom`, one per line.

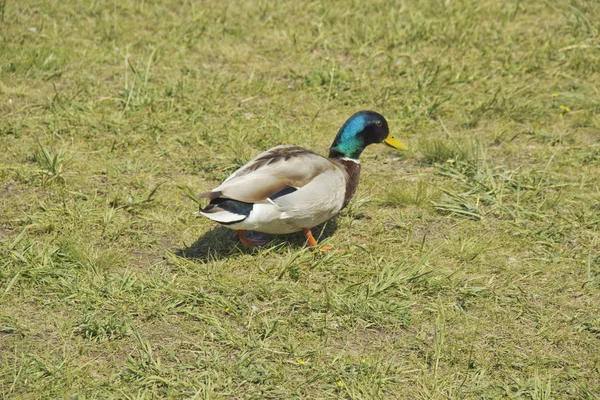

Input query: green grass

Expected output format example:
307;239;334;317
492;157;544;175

1;0;600;398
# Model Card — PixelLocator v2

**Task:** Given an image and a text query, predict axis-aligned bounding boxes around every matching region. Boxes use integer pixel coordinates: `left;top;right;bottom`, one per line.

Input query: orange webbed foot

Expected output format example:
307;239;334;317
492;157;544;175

236;230;268;248
303;228;345;253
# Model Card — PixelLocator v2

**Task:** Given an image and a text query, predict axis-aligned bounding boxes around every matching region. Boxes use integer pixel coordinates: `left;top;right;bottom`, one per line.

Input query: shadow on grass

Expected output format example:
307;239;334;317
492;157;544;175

176;220;339;261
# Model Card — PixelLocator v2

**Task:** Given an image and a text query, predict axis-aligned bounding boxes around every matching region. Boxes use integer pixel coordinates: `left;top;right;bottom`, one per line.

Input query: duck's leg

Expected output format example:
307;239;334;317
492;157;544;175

235;230;267;248
303;228;336;253
303;228;318;247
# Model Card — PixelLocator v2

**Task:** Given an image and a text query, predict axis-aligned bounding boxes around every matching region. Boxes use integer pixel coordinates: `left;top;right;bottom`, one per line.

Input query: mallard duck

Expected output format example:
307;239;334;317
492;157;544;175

198;110;406;248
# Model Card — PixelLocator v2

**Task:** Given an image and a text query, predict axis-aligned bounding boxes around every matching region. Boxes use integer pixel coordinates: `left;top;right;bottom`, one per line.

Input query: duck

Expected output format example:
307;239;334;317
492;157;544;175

197;110;406;249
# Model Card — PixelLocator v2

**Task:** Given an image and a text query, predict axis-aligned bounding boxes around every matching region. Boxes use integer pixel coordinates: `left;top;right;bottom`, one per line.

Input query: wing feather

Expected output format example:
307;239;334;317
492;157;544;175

208;145;338;203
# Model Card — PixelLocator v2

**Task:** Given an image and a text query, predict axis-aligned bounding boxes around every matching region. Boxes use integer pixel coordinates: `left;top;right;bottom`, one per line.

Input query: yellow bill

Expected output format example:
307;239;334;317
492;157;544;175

383;134;407;151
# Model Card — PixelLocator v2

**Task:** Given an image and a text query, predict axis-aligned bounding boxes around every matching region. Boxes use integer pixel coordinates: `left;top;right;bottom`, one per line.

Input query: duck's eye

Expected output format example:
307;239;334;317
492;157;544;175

375;121;382;127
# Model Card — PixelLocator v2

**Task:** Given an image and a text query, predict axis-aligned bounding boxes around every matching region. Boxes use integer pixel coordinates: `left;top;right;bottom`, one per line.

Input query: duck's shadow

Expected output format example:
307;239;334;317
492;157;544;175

176;219;339;261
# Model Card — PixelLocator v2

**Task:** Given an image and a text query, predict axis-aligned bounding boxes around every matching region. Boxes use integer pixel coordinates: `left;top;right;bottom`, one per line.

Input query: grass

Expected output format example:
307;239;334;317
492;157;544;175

1;0;600;398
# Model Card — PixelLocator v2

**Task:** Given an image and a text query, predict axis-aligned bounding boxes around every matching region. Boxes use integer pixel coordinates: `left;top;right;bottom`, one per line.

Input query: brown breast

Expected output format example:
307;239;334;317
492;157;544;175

332;158;361;209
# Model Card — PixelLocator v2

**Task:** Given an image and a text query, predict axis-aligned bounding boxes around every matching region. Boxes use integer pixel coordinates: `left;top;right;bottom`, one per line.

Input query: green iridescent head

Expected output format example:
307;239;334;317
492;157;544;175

328;111;406;160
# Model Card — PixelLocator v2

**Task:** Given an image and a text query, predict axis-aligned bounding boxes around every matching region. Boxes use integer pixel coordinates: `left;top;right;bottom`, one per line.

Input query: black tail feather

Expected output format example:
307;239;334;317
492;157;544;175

200;198;254;225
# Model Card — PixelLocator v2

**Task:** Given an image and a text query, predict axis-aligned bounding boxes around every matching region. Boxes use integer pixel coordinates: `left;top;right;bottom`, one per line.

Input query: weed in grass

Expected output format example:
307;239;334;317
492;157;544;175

419;137;472;165
33;141;65;185
432;189;484;220
533;367;553;400
74;313;129;342
382;180;440;208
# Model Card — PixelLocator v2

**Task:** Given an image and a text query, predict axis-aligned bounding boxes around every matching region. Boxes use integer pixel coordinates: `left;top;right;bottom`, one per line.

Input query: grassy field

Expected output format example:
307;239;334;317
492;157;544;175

1;0;600;398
